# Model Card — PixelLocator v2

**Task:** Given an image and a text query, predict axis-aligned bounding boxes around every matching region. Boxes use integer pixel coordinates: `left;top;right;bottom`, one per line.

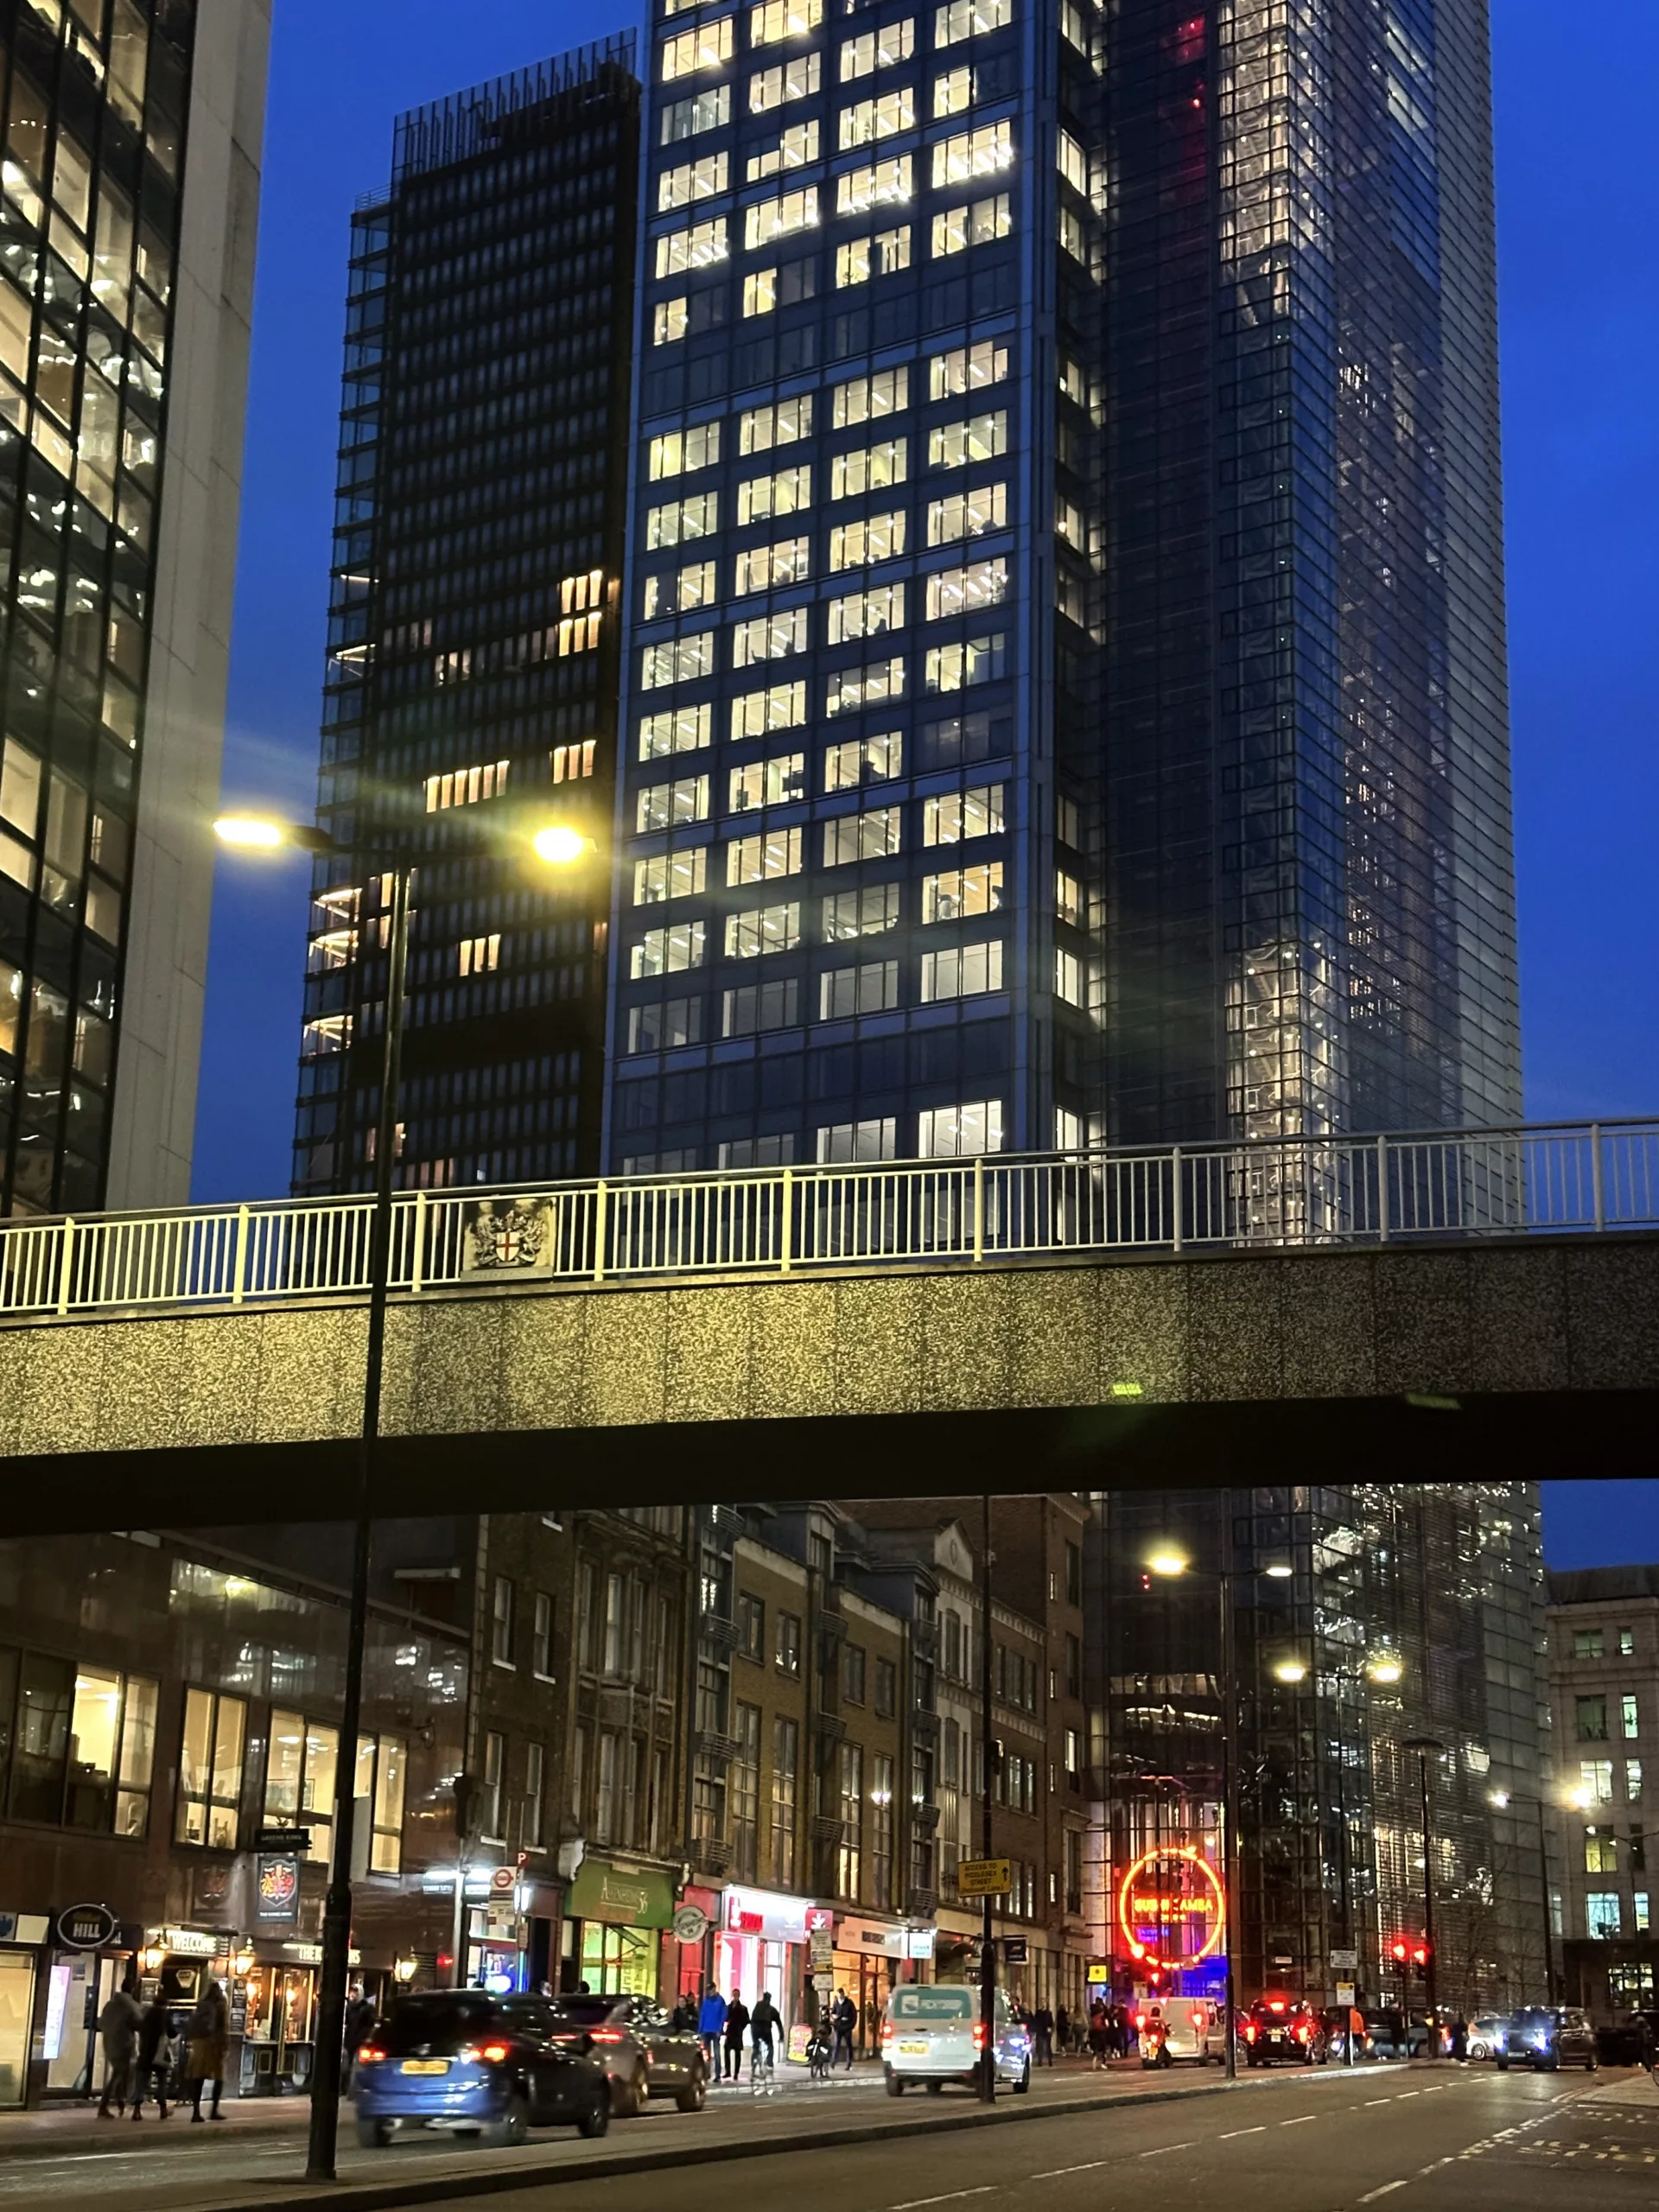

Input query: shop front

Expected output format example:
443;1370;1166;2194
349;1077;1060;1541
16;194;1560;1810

715;1885;813;2044
562;1859;677;1999
832;1917;936;2056
0;1912;48;2107
238;1936;361;2094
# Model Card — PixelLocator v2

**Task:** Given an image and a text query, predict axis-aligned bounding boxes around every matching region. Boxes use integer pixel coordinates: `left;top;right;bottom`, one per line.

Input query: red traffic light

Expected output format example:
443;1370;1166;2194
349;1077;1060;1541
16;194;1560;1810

1389;1938;1409;1963
1413;1942;1432;1967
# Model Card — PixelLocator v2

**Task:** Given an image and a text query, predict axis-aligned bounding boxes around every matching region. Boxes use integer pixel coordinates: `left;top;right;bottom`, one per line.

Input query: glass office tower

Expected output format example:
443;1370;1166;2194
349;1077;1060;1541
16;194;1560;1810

606;0;1518;1170
292;41;639;1196
0;0;268;1215
1089;1481;1550;2016
608;0;1103;1170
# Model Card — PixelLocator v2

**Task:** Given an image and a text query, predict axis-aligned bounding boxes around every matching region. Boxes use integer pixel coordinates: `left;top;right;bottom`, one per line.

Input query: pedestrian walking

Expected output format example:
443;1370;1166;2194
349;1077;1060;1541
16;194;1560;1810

184;1978;230;2120
1055;2003;1070;2057
750;1990;781;2094
697;1985;728;2070
722;1991;750;2082
343;1983;378;2094
831;1989;856;2069
96;1984;142;2117
130;1997;176;2121
1033;2005;1054;2066
1087;1997;1109;2069
1449;2012;1468;2064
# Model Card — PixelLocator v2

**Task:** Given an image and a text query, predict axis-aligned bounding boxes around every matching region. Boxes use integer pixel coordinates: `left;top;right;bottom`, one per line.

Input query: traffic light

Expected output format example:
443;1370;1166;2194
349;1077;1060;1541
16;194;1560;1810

1412;1941;1433;1969
1389;1937;1409;1966
1389;1936;1432;1974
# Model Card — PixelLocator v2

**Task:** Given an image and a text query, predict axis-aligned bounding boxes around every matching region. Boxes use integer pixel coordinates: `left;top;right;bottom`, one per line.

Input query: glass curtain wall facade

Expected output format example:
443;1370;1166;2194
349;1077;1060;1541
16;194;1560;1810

0;0;200;1213
1089;1481;1549;2014
293;41;639;1196
1098;0;1518;1148
607;0;1103;1172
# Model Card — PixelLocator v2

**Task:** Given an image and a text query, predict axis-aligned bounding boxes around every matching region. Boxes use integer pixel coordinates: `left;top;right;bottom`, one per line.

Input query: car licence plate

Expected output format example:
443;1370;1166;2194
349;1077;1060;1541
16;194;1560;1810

401;2059;449;2075
899;2041;928;2054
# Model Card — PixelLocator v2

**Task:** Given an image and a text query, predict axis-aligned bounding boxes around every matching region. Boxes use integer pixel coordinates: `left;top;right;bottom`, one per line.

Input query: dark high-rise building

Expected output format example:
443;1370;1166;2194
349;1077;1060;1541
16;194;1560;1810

601;0;1517;1172
292;38;639;1196
0;0;270;1216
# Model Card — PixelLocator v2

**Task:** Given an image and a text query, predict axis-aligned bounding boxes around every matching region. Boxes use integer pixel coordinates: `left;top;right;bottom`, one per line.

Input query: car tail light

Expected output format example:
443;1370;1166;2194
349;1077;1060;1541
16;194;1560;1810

880;2024;894;2047
358;2047;385;2064
1294;2022;1309;2042
972;2023;988;2052
1191;2011;1205;2030
588;2029;626;2044
1244;2024;1257;2043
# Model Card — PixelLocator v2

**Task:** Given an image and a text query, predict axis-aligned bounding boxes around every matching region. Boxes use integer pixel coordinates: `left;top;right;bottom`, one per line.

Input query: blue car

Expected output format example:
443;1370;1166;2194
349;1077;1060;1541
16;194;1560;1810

353;1992;611;2147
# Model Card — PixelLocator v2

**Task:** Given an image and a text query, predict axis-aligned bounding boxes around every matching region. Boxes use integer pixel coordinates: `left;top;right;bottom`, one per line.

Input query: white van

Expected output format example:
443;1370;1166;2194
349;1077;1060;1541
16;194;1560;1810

880;1986;1032;2095
1137;1997;1224;2067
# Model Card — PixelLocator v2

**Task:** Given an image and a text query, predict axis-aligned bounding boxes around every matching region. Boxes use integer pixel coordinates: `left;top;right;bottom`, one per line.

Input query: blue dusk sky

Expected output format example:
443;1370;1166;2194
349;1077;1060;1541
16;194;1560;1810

190;2;1659;1569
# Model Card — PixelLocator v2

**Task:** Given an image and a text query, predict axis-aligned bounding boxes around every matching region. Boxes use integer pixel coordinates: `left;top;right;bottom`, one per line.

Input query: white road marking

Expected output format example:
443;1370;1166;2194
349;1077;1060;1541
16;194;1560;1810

1138;2143;1193;2158
889;2191;997;2210
1281;2113;1318;2126
1357;2184;1408;2203
1364;2097;1392;2106
1219;2125;1267;2139
1031;2165;1104;2180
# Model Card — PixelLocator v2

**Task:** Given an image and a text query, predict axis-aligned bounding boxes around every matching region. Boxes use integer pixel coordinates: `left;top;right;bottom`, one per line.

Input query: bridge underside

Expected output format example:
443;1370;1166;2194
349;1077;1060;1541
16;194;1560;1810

3;1236;1658;1535
5;1388;1657;1537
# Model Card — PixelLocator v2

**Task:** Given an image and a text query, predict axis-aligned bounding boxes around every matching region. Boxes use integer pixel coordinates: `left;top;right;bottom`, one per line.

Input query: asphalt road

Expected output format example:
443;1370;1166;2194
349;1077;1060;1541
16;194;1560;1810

362;2065;1659;2212
0;2063;1652;2212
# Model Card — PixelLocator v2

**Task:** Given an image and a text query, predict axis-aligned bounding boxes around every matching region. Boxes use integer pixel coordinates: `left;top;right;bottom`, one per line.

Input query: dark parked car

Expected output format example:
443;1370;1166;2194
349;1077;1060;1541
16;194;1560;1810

352;1991;611;2146
1242;1995;1327;2065
1498;2006;1599;2073
535;1993;708;2115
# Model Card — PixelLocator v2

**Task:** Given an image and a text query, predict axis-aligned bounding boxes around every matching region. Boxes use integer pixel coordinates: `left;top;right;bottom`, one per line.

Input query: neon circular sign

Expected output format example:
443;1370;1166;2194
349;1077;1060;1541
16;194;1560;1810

1116;1846;1225;1969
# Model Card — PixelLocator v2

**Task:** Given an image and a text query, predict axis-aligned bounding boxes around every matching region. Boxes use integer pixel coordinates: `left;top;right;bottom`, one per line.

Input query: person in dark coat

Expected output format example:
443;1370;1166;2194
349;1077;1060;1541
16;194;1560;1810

831;1990;857;2069
1033;2005;1054;2065
722;1991;750;2082
749;1992;782;2093
130;1998;175;2120
344;1985;378;2091
1055;2004;1071;2056
97;1986;142;2116
185;1980;230;2120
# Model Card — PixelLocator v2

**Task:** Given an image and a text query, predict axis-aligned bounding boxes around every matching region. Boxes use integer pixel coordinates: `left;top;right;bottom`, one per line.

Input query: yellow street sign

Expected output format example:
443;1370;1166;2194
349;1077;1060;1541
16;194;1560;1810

957;1857;1012;1898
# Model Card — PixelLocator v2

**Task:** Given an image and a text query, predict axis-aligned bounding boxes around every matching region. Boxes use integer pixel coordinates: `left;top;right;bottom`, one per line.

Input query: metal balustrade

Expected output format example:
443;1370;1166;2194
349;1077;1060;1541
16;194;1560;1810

2;1118;1656;1321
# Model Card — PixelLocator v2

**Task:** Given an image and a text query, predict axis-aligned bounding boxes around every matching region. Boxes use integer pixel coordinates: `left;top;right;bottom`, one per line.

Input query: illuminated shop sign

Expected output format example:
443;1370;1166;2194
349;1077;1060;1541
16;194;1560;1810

1115;1847;1224;1969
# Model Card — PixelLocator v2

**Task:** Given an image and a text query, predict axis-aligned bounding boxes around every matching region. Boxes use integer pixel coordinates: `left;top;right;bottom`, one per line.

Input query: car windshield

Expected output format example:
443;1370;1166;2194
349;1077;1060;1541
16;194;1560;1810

379;1995;501;2054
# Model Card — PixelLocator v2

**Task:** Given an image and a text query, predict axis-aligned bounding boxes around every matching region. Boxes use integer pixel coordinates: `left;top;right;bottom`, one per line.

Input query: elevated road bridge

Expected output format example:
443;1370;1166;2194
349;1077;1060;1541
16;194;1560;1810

1;1121;1656;1533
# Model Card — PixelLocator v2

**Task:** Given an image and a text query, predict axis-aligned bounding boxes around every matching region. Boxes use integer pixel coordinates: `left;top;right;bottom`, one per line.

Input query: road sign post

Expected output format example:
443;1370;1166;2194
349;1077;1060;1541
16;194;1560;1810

957;1858;1012;1898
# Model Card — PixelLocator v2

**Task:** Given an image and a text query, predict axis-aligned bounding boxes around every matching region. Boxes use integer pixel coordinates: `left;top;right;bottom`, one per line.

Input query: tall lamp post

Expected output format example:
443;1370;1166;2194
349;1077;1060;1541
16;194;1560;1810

1402;1737;1446;2059
1274;1652;1402;2067
977;1494;997;2103
1490;1785;1587;2005
214;809;590;2179
1147;1539;1294;2082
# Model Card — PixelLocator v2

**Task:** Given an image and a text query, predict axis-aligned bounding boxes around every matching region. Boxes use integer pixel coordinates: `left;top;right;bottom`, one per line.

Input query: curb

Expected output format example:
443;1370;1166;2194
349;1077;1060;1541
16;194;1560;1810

146;2077;1258;2212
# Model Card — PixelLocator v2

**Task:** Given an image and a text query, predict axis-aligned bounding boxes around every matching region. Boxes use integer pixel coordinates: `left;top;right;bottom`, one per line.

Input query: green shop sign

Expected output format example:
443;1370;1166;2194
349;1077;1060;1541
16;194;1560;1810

568;1858;677;1929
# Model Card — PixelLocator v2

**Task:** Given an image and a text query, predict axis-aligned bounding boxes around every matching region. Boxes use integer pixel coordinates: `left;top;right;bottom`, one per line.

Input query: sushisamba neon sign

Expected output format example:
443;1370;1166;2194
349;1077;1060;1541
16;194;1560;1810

1116;1845;1225;1968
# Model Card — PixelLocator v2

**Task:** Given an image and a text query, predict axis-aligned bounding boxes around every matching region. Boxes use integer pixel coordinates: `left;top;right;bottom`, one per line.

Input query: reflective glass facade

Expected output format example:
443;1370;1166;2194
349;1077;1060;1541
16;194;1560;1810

0;0;200;1213
293;41;639;1196
607;0;1103;1171
1089;1480;1549;2015
606;0;1517;1169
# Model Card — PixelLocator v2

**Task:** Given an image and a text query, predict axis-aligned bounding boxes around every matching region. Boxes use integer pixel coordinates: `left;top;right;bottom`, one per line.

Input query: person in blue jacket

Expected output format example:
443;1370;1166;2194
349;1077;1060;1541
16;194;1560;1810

696;1984;728;2072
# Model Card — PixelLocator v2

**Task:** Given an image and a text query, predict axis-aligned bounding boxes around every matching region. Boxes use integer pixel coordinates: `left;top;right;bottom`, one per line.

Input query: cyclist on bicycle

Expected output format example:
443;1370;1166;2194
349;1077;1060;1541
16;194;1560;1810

750;1991;782;2095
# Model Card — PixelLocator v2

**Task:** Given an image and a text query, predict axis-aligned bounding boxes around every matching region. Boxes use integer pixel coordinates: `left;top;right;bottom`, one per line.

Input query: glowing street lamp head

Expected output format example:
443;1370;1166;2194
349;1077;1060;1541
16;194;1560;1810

1263;1564;1294;1580
1368;1657;1403;1686
531;823;588;866
1490;1790;1511;1809
1274;1659;1307;1684
214;813;286;849
1147;1550;1189;1580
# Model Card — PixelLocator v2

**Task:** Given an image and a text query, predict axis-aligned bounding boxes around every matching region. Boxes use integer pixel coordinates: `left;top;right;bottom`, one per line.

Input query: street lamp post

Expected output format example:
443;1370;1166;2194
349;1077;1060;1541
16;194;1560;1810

1491;1786;1580;2005
978;1494;996;2104
214;810;589;2178
1147;1520;1291;2084
1403;1738;1445;2060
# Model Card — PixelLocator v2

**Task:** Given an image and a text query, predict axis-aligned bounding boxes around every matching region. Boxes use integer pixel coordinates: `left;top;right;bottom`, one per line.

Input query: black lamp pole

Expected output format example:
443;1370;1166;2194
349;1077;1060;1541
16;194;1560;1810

306;853;412;2181
1404;1738;1444;2063
978;1495;997;2103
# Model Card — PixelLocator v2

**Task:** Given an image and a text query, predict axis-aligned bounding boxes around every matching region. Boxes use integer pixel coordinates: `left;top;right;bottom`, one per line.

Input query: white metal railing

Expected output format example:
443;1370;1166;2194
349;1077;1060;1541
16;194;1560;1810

2;1119;1656;1323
